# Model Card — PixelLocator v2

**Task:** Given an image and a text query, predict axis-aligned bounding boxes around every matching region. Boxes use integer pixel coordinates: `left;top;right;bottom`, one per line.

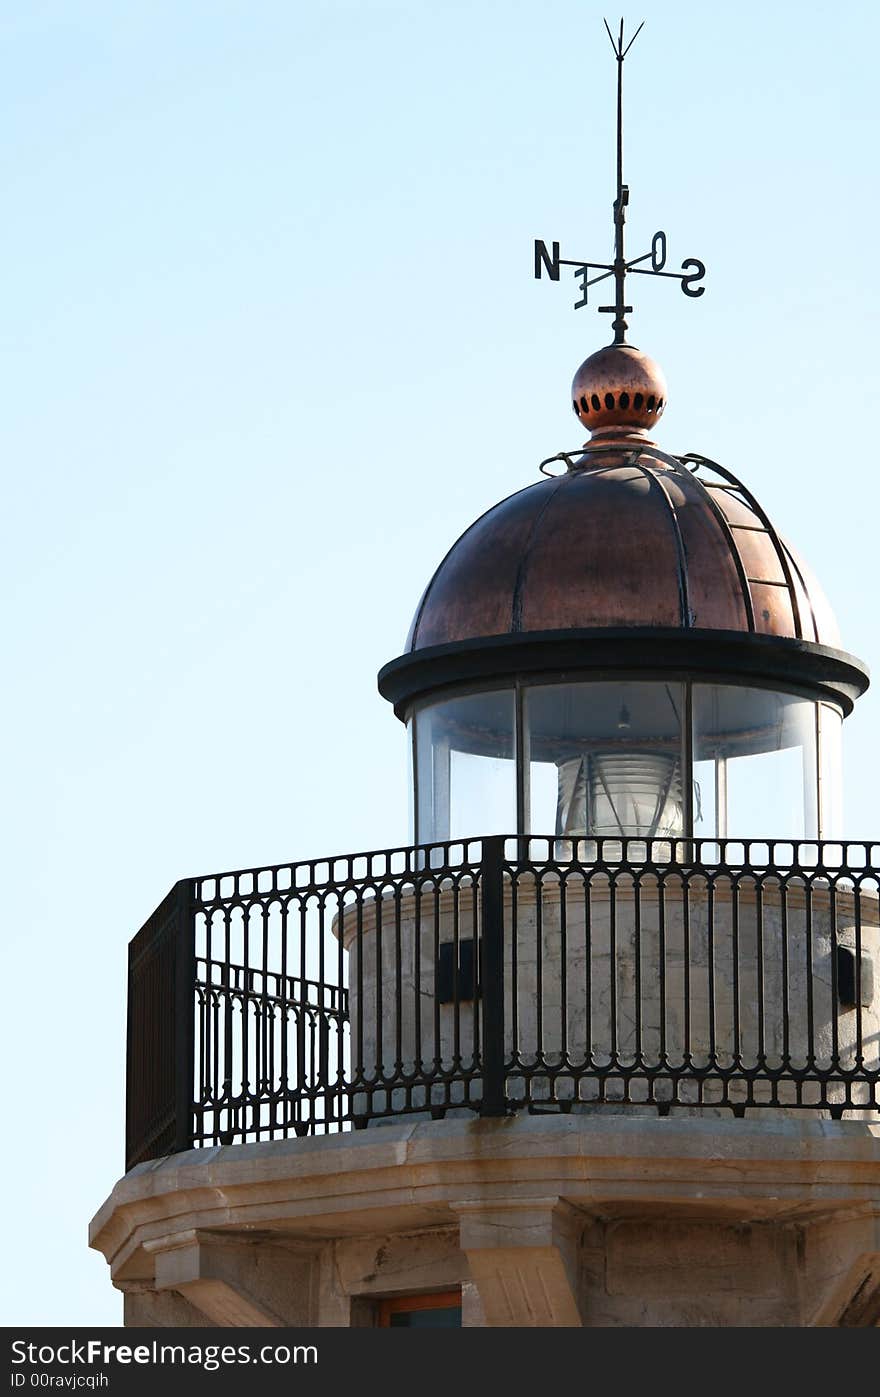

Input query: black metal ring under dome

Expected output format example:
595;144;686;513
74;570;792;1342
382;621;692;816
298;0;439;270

377;628;870;721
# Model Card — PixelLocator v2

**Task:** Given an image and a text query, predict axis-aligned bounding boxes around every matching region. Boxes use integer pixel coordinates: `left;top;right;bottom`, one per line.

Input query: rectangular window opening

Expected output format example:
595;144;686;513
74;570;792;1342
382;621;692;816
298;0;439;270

437;938;481;1004
377;1290;463;1328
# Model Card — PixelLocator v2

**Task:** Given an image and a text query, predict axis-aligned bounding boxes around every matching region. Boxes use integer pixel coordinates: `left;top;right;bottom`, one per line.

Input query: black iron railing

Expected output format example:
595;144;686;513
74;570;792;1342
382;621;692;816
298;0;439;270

125;837;880;1170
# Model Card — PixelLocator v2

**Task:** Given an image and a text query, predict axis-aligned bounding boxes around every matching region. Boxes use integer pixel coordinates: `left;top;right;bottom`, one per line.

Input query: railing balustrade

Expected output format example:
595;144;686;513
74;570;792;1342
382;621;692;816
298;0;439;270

126;837;880;1170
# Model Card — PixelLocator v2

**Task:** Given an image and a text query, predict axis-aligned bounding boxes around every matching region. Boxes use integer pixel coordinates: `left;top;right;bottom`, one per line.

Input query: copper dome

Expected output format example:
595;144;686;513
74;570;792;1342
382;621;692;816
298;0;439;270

405;450;840;653
380;342;866;721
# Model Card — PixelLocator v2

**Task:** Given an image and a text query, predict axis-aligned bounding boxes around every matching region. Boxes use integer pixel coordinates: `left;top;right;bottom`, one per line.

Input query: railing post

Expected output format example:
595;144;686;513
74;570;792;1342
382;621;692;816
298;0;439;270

173;878;196;1155
480;835;507;1117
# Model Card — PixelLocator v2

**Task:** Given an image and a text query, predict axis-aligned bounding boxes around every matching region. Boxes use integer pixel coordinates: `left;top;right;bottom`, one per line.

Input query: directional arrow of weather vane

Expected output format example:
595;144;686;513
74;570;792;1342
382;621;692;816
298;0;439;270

534;18;706;342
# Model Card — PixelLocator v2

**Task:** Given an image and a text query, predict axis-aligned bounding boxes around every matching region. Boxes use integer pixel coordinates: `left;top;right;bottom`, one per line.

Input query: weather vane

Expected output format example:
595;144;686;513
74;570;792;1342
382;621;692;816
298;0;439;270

534;18;705;342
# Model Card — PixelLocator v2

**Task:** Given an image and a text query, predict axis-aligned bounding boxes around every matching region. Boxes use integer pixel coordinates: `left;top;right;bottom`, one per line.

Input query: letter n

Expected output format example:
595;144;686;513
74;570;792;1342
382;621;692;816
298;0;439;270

534;239;560;281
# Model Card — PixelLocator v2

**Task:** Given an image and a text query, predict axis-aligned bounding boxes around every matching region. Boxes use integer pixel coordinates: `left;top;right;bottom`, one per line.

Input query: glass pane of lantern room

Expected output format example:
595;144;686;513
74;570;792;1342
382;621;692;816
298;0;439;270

693;685;818;841
525;681;686;840
818;702;843;839
413;690;515;843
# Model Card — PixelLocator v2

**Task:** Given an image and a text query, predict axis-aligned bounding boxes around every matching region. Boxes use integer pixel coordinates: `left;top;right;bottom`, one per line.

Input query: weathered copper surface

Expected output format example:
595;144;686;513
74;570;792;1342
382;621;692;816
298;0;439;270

571;343;668;438
406;453;839;653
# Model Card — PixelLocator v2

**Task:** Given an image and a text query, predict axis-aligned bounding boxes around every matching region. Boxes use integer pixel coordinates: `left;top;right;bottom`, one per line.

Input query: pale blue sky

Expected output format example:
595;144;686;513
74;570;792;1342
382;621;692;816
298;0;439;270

2;0;878;1324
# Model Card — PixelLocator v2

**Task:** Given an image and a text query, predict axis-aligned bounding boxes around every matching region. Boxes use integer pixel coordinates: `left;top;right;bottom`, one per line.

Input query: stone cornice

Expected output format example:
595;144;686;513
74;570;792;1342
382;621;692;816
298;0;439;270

89;1114;880;1285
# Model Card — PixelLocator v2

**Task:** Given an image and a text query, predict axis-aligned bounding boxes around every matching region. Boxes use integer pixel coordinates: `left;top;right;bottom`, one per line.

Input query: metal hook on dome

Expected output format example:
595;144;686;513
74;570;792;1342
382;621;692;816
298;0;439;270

539;451;579;477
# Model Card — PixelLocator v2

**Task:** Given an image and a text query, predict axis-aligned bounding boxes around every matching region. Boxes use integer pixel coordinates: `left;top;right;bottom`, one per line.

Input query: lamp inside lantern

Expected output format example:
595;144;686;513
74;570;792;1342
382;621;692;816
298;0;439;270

409;677;843;845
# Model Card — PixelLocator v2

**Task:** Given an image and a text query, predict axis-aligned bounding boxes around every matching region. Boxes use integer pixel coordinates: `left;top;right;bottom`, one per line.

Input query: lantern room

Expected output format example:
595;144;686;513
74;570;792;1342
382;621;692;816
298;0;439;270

378;343;867;845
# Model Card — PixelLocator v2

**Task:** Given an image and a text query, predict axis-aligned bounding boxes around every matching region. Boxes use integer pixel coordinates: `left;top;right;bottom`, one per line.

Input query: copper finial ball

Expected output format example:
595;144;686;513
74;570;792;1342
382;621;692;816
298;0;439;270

571;343;668;440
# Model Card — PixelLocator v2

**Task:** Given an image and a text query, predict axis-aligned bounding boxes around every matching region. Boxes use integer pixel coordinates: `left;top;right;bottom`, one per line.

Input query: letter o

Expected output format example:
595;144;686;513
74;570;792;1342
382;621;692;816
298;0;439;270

651;230;667;271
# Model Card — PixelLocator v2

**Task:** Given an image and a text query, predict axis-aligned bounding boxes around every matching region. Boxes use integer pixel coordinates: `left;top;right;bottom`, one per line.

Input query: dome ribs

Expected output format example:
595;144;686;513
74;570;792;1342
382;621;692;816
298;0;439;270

517;463;682;631
680;452;806;641
780;540;821;645
404;448;838;654
627;460;691;629
408;482;548;650
663;457;756;633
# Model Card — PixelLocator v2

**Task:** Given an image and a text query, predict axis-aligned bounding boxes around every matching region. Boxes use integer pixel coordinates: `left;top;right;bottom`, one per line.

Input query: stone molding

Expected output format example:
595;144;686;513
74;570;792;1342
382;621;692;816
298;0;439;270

90;1116;880;1326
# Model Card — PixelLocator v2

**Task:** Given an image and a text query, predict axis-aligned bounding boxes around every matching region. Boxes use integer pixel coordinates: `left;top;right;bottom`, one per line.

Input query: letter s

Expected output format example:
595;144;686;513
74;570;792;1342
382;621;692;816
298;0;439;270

681;257;706;297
